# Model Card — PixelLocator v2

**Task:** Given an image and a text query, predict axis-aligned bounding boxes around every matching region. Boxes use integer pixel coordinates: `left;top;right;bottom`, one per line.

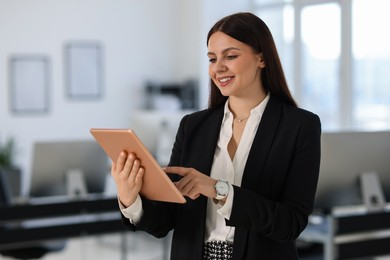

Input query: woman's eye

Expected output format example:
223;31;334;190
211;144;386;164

226;55;237;60
208;58;216;63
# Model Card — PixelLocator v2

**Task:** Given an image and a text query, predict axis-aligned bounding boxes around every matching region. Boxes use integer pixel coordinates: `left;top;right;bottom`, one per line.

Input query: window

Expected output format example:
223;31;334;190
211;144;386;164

301;3;340;130
352;0;390;130
253;0;390;131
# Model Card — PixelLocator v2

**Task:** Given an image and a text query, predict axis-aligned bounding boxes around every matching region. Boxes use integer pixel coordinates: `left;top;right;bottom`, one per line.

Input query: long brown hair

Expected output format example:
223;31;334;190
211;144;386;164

207;12;297;109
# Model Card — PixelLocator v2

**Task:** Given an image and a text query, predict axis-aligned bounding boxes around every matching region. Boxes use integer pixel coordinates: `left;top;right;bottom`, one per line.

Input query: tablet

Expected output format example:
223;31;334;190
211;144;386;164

90;128;186;204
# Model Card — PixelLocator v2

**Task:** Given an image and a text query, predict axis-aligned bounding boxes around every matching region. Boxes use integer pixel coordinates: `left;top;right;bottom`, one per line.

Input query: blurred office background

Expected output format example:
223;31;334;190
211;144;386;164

1;0;390;259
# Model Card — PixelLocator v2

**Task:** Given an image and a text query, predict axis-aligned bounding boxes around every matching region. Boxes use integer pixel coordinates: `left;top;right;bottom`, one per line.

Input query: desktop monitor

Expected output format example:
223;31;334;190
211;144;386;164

314;131;390;212
29;140;109;198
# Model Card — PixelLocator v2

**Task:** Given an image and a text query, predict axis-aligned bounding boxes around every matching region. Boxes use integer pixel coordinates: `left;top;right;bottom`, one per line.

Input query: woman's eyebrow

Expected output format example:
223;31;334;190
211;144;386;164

207;47;241;56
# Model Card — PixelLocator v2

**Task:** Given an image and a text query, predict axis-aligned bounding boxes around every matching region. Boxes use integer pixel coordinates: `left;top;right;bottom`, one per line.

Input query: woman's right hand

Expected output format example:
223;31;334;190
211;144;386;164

111;152;144;207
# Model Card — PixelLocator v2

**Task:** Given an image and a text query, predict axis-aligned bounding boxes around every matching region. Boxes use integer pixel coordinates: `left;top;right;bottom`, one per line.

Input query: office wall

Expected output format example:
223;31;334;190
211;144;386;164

0;0;249;196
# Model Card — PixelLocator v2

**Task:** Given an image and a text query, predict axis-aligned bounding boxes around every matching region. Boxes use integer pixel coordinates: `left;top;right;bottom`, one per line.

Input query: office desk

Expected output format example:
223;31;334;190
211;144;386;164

299;205;390;259
0;196;124;251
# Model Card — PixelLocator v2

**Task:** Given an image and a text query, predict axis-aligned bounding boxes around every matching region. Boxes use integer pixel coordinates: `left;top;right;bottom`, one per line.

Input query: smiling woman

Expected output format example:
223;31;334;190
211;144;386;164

111;12;321;260
207;32;266;109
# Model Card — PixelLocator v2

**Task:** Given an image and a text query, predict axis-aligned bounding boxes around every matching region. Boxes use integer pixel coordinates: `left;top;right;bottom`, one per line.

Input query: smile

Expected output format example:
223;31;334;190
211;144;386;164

217;76;234;87
219;77;233;83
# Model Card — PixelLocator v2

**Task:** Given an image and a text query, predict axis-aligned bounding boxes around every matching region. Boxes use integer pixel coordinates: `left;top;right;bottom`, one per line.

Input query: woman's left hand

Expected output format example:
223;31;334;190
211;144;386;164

164;166;217;200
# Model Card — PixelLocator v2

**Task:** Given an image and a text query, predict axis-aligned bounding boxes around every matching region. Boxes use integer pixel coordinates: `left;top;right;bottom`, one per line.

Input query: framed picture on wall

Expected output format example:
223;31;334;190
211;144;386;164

65;42;103;99
9;56;50;114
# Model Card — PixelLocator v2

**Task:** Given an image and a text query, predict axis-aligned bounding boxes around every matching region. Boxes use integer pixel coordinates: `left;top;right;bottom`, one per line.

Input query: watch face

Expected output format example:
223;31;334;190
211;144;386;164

216;180;229;196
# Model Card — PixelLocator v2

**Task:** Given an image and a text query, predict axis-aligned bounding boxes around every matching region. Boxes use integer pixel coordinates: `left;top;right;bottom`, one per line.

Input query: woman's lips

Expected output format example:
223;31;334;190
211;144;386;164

218;76;234;87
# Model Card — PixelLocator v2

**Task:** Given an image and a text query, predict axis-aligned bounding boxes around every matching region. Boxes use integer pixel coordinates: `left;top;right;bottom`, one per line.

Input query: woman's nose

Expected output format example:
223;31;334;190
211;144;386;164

213;60;227;73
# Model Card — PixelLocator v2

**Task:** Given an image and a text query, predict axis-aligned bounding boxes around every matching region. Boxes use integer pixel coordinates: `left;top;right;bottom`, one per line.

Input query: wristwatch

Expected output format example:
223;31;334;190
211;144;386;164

214;179;230;200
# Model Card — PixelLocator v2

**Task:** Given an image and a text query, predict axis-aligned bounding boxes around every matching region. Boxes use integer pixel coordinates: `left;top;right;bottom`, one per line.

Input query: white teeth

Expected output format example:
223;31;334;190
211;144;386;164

219;77;231;83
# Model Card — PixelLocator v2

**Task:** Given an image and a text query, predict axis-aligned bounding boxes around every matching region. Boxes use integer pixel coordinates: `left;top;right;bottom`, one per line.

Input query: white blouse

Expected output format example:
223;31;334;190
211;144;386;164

205;94;269;243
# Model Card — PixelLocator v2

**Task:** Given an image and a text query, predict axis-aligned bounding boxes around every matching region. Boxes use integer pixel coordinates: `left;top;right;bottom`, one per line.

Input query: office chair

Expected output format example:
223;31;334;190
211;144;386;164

0;169;66;259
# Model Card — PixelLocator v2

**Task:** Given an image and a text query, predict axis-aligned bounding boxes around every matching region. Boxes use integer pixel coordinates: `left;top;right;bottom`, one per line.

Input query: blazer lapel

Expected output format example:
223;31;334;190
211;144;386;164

241;96;282;190
184;107;224;176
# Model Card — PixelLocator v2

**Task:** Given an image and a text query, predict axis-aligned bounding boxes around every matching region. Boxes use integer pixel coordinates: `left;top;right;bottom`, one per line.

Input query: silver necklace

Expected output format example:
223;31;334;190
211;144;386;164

235;117;249;123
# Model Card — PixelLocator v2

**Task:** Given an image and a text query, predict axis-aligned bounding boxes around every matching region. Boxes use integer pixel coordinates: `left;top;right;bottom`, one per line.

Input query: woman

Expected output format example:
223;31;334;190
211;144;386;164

112;12;321;260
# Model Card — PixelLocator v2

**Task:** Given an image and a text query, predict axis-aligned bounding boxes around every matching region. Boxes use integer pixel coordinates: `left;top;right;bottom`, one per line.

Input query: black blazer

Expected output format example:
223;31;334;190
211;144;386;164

122;96;321;260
